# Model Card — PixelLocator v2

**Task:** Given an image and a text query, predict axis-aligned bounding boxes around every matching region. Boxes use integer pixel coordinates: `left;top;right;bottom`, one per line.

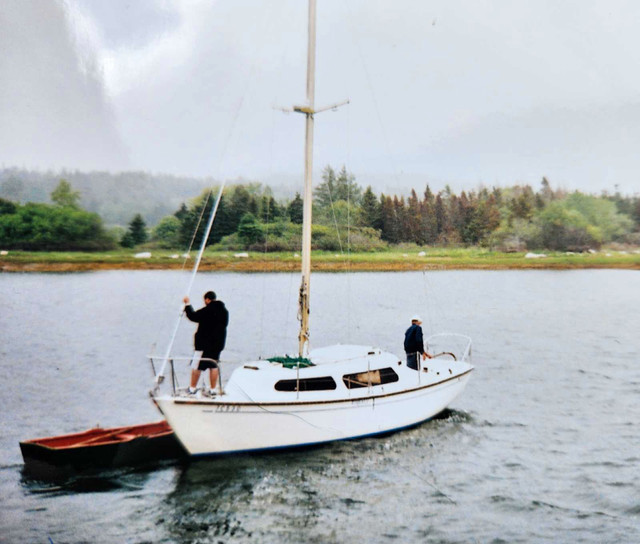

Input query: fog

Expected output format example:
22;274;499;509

0;0;129;171
2;0;640;194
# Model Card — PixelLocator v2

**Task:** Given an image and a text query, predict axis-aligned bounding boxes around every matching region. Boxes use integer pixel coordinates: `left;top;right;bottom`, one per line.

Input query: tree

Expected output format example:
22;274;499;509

0;202;115;250
287;193;304;224
380;195;400;243
334;165;362;204
434;193;450;242
120;231;136;248
122;214;148;247
420;186;438;244
152;216;181;248
509;185;536;222
51;179;80;208
177;190;234;248
174;203;189;223
0;197;17;215
314;166;337;209
259;195;281;223
228;186;255;231
538;177;555;207
537;202;599;251
358;186;382;230
237;212;264;246
407;189;422;244
314;165;362;210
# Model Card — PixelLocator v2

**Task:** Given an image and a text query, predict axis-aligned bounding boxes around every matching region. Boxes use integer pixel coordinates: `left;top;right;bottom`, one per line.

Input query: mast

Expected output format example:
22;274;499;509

294;0;348;357
296;0;317;357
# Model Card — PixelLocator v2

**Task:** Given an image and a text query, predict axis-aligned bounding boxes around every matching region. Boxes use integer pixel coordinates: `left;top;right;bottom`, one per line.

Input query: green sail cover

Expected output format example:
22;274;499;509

267;356;314;368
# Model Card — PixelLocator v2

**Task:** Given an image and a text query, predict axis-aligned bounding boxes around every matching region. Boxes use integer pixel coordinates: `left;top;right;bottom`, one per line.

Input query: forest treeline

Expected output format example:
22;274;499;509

1;166;639;252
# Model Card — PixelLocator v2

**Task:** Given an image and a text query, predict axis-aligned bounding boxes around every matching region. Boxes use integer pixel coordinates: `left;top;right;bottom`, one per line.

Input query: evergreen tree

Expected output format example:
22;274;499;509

123;213;148;246
379;195;397;243
380;195;405;243
178;190;234;248
456;191;475;244
358;186;382;230
314;165;362;209
420;186;438;244
539;177;555;205
334;165;362;204
434;193;448;239
237;212;264;246
229;186;253;231
288;193;304;224
509;185;536;221
121;231;136;248
259;195;281;223
314;166;338;209
174;203;189;223
407;189;422;244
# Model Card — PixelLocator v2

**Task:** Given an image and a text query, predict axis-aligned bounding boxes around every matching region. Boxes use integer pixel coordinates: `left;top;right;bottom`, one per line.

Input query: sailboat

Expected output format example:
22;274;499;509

149;0;473;456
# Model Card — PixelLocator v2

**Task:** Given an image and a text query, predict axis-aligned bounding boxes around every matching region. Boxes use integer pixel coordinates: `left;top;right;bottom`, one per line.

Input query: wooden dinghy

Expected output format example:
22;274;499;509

20;420;185;468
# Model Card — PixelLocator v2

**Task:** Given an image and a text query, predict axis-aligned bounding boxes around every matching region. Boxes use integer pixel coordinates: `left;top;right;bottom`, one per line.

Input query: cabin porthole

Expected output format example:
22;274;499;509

275;376;337;392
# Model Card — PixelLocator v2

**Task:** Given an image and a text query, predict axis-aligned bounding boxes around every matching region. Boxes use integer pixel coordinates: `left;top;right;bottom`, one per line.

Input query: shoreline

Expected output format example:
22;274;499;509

2;256;640;273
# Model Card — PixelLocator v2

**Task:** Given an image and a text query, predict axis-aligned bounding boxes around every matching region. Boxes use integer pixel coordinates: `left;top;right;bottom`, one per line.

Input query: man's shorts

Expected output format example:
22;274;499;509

192;350;220;371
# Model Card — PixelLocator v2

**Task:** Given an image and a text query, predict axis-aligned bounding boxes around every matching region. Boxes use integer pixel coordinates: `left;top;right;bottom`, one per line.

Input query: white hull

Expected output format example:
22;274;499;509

152;342;473;456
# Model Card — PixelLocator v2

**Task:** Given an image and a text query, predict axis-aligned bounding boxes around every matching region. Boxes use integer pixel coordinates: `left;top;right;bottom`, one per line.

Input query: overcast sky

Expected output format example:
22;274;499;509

2;0;640;195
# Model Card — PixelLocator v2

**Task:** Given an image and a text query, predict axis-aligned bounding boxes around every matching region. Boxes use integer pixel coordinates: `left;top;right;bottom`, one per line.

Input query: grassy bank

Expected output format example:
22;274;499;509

2;248;640;272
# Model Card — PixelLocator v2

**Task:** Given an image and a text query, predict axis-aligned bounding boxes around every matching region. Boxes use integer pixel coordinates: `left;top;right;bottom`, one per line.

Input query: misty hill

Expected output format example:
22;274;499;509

0;168;300;226
0;168;215;226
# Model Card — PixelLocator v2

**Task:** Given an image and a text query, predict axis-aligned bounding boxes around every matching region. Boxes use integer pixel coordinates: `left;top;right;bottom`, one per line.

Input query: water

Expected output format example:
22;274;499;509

1;270;639;543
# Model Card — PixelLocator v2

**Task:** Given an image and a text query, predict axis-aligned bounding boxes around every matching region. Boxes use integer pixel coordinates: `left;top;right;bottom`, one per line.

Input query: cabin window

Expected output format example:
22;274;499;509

275;376;337;392
342;367;399;389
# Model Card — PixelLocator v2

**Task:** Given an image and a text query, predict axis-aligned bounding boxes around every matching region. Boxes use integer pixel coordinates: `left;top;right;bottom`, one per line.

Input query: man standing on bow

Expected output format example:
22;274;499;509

404;315;432;370
183;290;229;395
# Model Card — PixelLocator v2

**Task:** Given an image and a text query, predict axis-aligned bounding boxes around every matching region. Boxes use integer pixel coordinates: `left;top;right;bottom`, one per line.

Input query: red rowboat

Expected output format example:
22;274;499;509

20;420;185;468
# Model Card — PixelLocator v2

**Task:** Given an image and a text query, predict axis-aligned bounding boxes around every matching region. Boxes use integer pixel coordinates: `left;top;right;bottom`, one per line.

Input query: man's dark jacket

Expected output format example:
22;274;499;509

185;300;229;354
404;323;424;354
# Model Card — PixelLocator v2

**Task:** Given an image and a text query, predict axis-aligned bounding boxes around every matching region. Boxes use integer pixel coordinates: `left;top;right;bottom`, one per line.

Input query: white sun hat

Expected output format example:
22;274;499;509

411;315;422;322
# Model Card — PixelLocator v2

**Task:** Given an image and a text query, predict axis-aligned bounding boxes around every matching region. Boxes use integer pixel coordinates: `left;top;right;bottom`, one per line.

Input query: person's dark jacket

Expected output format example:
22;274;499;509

404;323;424;354
185;300;229;353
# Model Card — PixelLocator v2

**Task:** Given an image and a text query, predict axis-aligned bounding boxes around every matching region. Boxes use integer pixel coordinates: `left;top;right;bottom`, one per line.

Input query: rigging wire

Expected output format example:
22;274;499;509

344;101;353;340
154;1;270;384
257;89;278;358
182;190;212;271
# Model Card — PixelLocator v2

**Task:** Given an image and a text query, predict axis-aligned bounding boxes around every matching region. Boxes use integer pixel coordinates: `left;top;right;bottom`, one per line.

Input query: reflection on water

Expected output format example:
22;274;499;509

161;408;470;543
20;460;176;495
